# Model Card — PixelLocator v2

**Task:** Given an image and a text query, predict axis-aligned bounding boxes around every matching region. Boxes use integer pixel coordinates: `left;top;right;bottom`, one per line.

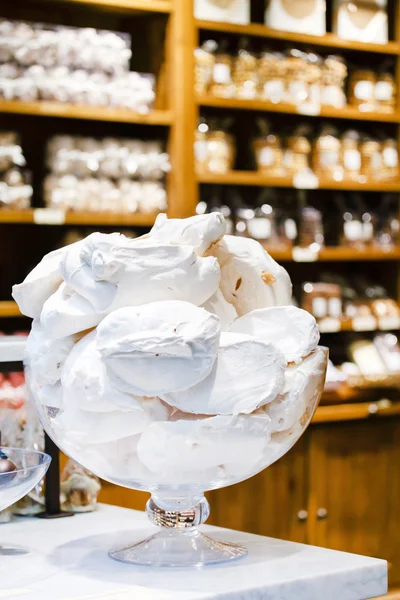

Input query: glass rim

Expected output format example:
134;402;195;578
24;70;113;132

0;447;51;475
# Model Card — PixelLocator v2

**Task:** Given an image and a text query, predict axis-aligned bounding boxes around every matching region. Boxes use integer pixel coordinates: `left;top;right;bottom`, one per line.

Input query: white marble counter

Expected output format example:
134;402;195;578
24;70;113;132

0;503;387;600
0;336;26;363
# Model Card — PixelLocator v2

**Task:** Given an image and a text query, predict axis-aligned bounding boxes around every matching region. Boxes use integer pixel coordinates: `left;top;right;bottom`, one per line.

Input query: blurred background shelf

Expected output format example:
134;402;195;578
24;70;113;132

268;247;400;262
197;95;400;123
195;19;400;55
0;101;173;126
0;210;158;226
0;302;21;318
197;172;400;190
51;0;173;13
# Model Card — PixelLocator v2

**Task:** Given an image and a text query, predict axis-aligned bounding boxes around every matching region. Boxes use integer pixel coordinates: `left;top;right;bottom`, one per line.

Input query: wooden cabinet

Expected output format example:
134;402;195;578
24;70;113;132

208;415;400;587
308;420;400;586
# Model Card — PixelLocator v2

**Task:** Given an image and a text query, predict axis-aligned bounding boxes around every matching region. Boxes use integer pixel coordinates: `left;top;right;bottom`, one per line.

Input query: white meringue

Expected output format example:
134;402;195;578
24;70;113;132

264;347;328;432
25;320;76;386
137;412;273;474
60;240;117;313
62;330;171;434
208;235;292;316
162;332;286;415
12;241;81;319
149;212;226;255
81;235;221;309
41;283;103;338
97;301;221;396
202;289;238;331
231;305;319;363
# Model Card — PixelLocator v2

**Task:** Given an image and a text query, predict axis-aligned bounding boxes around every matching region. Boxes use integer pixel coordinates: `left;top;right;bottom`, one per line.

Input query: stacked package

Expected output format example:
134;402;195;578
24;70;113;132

0;132;33;209
0;20;155;113
44;135;169;214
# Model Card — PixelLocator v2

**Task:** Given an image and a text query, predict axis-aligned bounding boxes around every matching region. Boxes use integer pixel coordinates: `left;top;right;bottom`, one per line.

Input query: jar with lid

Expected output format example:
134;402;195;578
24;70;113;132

206;119;235;174
348;69;376;111
235;207;255;237
252;119;284;176
194;39;217;95
210;40;234;98
381;138;399;181
305;53;322;109
194;118;210;174
285;49;309;105
375;71;396;113
341;130;361;180
246;203;279;245
284;125;312;175
312;126;343;180
360;137;382;181
233;38;258;100
321;55;347;108
298;206;325;249
258;51;286;103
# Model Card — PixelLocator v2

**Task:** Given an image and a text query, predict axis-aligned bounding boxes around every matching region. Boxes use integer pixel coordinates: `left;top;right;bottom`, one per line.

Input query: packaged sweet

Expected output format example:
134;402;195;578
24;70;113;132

61;459;101;512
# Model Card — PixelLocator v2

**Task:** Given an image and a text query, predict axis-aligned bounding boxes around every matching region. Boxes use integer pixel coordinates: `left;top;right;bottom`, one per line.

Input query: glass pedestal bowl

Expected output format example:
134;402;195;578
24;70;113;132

0;448;51;587
25;347;328;568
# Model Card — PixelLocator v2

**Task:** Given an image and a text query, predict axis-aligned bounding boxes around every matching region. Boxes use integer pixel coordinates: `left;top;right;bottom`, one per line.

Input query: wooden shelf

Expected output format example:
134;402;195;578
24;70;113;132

0;100;172;126
52;0;173;13
197;171;400;191
196;19;400;55
0;210;158;226
313;400;400;424
197;95;400;123
268;246;400;262
0;302;21;318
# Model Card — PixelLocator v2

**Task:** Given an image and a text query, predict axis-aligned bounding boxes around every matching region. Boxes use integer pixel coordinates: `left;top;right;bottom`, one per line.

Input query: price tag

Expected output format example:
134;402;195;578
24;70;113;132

33;208;66;225
352;316;377;331
378;316;400;330
297;103;321;116
293;171;319;189
318;318;341;333
292;246;319;262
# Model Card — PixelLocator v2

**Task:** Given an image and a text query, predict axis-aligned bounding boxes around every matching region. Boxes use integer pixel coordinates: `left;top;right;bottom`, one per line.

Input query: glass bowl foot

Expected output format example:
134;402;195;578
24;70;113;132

109;496;247;567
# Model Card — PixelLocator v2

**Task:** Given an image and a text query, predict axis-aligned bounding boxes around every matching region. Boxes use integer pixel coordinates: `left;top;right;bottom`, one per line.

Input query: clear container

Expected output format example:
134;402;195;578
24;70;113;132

360;138;382;180
375;72;396;113
258;51;286;103
341;130;361;180
285;129;312;175
321;55;347;108
253;132;284;176
194;40;217;95
348;69;376;111
312;127;343;180
206;129;235;173
298;206;325;249
210;42;234;98
233;39;258;99
285;49;309;105
246;204;279;244
381;138;399;181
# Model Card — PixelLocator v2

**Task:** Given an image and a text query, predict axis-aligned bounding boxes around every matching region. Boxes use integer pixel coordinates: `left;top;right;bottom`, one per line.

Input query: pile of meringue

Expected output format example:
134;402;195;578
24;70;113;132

13;213;327;489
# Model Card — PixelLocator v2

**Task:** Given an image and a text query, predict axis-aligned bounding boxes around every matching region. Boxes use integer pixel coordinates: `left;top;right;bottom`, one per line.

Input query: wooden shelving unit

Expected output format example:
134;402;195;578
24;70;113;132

198;171;400;191
53;0;173;13
0;100;173;126
197;95;400;123
196;19;400;55
0;209;158;226
0;302;21;318
268;246;400;262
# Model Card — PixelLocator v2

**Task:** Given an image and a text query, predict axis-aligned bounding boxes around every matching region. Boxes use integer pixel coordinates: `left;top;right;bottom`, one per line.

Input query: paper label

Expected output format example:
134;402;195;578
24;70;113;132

318;317;341;333
259;147;274;167
288;81;308;104
328;297;342;318
375;80;392;101
362;221;374;241
313;297;328;319
344;220;362;241
194;140;208;162
297;102;321;116
293;171;319;189
372;151;382;170
284;218;297;240
33;208;66;225
343;149;361;171
292;246;319;262
247;218;272;240
321;85;346;108
383;147;398;168
352;316;377;331
213;63;231;84
354;80;374;101
378;315;400;330
264;79;285;102
320;149;339;167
